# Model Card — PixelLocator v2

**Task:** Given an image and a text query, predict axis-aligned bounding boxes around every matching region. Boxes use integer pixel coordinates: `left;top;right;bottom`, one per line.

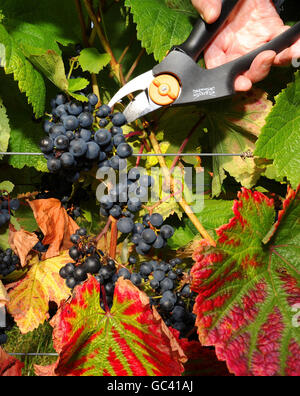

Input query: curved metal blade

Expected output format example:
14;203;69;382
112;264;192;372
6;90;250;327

123;91;161;123
108;70;154;108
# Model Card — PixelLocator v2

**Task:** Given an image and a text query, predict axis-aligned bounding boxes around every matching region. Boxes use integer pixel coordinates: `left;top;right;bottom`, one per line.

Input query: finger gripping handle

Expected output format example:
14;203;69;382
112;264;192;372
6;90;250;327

177;0;241;61
222;22;300;81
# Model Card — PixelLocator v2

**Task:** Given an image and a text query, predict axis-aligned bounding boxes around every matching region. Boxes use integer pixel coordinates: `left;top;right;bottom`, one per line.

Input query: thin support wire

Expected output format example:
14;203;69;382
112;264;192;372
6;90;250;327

0;152;254;158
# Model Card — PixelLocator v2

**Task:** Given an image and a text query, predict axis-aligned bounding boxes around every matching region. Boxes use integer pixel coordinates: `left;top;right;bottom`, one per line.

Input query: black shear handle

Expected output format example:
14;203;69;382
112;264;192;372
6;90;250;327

177;0;240;61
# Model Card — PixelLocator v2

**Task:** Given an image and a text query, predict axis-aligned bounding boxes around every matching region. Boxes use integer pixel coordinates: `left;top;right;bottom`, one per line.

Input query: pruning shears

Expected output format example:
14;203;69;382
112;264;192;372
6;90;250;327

109;0;300;123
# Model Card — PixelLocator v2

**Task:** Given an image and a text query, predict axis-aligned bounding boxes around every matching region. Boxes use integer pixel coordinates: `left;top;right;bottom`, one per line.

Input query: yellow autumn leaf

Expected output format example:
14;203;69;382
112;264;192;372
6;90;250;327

7;251;72;334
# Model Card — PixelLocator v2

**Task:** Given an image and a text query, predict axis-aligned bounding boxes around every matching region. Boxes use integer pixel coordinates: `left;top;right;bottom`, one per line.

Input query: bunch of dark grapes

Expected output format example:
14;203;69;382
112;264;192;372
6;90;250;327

0;248;20;277
116;212;174;256
0;196;20;228
118;257;196;338
60;228;118;309
99;167;174;256
40;92;132;182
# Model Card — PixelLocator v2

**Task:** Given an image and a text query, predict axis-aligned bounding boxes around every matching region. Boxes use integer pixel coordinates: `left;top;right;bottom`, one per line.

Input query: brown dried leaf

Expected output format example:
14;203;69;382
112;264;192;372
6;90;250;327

8;228;39;267
29;198;78;259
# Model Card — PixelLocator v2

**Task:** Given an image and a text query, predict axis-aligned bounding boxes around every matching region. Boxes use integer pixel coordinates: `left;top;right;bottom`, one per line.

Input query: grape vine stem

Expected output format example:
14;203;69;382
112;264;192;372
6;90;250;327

148;131;216;246
83;0;125;84
109;217;118;259
74;0;101;105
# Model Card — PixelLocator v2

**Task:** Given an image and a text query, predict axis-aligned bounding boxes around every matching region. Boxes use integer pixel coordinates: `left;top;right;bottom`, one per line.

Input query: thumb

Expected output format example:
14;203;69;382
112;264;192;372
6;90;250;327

192;0;222;23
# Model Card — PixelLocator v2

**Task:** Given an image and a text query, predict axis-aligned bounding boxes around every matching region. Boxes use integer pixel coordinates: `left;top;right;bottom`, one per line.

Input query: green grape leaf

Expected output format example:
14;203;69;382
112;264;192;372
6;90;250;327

169;199;234;249
0;24;46;118
0;73;47;171
28;49;68;92
125;0;196;61
191;187;300;376
255;71;300;188
47;277;186;376
0;98;10;159
68;78;90;93
15;205;38;233
78;48;111;74
0;0;82;48
0;181;14;194
69;92;89;103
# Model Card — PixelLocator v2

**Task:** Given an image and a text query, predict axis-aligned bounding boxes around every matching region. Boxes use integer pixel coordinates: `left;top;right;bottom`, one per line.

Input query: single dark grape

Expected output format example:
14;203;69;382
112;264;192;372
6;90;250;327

88;93;98;106
160;225;174;240
74;266;88;282
127;198;142;213
54;135;69;150
40;137;54;153
78;112;93;128
60;152;75;168
63;115;79;130
112;113;127;127
99;266;112;280
96;105;111;118
117;218;134;234
153;235;165;249
118;267;131;280
130;273;142;286
113;134;126;147
94;129;111;146
69;139;88;157
133;223;144;235
153;270;165;282
80;129;92;142
117;143;133;159
150;213;164;228
86;142;100;159
110;205;122;219
69;246;80;260
160;278;174;292
160;298;174;312
47;158;62;172
67;102;83;116
84;257;101;274
142;229;157;245
66;277;77;289
59;267;68;279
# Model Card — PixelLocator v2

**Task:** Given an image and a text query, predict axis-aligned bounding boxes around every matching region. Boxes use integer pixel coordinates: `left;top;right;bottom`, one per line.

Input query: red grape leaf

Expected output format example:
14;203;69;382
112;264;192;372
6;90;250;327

0;348;23;376
29;198;78;259
47;277;186;376
7;251;71;334
191;188;300;376
263;185;300;244
8;228;39;267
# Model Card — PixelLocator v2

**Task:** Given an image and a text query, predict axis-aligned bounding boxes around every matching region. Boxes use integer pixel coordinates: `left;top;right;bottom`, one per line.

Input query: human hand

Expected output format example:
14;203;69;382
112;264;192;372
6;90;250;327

191;0;300;91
